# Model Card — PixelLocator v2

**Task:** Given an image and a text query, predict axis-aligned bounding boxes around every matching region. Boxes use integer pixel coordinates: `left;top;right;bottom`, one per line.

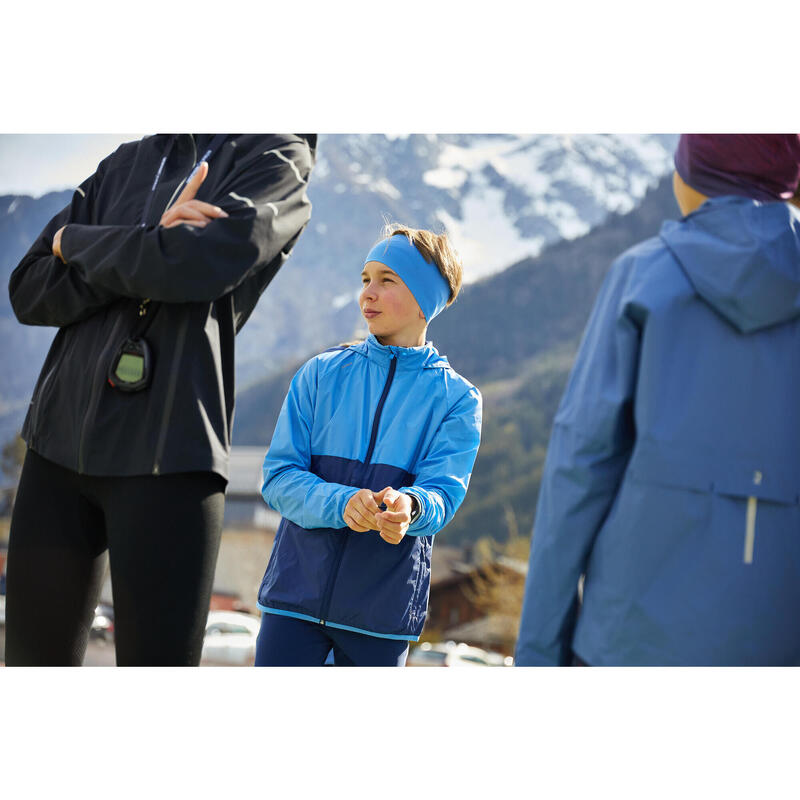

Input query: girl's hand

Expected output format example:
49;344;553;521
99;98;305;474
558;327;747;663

343;487;387;532
375;487;412;545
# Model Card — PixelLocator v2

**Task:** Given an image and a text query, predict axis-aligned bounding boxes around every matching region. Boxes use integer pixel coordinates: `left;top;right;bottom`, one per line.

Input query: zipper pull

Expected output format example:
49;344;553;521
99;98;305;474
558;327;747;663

138;299;151;317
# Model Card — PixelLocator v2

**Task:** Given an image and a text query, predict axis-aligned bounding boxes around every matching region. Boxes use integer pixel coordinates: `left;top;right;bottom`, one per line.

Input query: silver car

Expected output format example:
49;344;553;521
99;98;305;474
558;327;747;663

201;610;261;666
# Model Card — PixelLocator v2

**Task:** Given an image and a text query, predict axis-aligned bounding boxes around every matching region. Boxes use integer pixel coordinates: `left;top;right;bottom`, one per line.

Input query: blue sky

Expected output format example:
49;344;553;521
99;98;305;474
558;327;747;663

0;134;145;197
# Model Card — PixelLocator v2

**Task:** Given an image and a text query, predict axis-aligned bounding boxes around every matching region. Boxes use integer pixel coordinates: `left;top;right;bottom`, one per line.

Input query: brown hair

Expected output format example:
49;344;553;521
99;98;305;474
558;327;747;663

379;222;463;305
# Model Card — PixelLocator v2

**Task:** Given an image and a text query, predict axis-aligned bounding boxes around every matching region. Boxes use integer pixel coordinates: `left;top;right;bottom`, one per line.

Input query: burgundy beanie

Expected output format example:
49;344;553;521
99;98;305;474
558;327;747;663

674;134;800;202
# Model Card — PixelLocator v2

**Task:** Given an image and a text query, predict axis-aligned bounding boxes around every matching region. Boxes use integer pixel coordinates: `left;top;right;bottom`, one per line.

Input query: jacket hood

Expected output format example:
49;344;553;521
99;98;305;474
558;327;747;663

353;334;450;370
659;196;800;333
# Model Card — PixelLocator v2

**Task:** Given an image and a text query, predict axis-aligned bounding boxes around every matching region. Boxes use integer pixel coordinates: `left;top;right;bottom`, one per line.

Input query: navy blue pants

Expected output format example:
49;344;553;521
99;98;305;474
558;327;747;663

255;612;409;667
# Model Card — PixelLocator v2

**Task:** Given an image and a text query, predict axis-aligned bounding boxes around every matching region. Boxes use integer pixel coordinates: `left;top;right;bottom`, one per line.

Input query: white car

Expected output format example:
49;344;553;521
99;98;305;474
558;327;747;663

407;641;495;667
201;610;261;666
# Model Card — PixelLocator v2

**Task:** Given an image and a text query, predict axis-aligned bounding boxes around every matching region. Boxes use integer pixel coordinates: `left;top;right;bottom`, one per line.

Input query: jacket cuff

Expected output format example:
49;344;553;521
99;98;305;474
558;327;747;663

338;487;361;527
400;489;426;535
59;224;73;263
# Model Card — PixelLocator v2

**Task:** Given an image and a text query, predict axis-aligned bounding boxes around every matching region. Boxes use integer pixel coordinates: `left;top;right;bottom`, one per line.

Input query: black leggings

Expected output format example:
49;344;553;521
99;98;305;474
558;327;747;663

5;449;225;666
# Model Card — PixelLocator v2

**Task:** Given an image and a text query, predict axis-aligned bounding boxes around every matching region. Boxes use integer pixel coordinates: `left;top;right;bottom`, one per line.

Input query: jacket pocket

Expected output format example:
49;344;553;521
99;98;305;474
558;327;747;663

30;330;70;444
627;443;800;567
409;536;433;627
628;441;800;505
258;518;341;616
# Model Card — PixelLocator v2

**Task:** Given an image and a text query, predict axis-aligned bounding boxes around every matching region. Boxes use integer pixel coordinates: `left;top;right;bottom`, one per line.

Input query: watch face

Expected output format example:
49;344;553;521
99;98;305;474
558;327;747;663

115;352;145;383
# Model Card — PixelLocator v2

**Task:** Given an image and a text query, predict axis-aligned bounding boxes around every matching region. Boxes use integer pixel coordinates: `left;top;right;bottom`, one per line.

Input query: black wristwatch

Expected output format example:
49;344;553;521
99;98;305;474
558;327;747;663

408;494;421;525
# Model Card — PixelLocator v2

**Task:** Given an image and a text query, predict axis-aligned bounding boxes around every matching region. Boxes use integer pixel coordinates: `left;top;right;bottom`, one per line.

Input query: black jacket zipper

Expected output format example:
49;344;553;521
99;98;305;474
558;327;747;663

151;137;196;476
152;312;189;475
318;355;397;623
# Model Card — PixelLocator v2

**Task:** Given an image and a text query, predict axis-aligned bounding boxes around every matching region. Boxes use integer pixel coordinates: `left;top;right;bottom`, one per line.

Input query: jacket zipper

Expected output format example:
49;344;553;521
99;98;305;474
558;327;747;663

151;138;195;476
77;314;125;474
318;355;398;624
364;355;397;465
161;135;196;216
152;312;189;475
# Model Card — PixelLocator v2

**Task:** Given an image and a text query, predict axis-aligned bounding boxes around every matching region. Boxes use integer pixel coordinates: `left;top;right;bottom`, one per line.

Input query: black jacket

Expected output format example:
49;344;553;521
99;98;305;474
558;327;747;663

9;133;316;480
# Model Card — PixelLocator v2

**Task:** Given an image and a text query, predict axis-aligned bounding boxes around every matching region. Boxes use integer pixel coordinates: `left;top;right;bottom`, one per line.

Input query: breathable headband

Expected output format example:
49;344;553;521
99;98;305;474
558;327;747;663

363;235;451;323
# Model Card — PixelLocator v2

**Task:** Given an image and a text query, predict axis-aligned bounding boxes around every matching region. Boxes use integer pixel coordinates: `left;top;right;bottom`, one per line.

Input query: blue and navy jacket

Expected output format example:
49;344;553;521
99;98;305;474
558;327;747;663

515;195;800;666
257;334;483;640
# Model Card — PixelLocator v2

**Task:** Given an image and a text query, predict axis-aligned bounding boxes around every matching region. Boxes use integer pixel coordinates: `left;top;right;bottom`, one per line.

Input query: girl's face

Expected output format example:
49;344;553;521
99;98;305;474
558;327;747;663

360;261;427;347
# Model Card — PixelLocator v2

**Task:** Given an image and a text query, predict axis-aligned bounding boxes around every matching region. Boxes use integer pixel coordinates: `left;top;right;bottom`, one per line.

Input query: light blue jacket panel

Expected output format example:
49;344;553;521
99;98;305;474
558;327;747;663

261;335;482;536
516;196;800;666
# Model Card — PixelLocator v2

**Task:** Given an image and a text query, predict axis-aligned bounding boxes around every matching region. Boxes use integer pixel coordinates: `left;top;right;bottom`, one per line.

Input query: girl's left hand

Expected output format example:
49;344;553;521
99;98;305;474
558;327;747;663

375;487;412;545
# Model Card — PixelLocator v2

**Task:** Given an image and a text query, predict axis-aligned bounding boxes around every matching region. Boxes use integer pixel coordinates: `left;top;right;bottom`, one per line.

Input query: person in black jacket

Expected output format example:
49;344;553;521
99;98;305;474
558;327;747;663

5;134;316;666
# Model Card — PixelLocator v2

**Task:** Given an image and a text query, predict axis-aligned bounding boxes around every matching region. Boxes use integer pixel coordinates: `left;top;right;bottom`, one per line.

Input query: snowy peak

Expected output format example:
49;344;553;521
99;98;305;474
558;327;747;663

308;134;678;282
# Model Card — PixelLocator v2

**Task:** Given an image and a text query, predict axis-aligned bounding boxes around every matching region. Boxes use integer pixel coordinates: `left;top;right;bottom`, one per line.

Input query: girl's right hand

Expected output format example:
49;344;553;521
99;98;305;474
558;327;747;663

343;487;389;532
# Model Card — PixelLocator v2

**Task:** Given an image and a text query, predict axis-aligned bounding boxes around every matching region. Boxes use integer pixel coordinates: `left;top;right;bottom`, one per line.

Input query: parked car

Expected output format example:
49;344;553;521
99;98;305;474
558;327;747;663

90;603;115;643
201;610;261;666
407;641;496;667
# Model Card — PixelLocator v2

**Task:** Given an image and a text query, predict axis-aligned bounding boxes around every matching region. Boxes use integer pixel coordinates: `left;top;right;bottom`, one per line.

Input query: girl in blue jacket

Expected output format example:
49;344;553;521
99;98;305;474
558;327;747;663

255;226;482;666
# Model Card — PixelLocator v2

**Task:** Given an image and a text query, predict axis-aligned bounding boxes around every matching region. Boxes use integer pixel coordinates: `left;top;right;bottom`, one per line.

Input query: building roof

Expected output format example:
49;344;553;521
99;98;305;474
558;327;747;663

430;545;469;584
429;549;528;588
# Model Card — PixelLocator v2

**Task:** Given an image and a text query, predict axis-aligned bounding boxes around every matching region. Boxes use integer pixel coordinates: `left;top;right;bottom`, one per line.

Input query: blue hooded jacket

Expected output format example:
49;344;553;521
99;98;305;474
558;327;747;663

257;334;482;640
515;195;800;666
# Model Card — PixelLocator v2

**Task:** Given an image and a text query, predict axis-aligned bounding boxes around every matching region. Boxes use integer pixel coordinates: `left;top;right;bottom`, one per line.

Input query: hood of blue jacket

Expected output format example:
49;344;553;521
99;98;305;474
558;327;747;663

352;334;450;370
659;196;800;333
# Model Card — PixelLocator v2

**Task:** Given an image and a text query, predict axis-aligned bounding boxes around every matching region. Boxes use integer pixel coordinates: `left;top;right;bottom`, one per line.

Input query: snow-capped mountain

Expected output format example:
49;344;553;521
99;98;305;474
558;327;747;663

236;133;678;385
1;134;679;449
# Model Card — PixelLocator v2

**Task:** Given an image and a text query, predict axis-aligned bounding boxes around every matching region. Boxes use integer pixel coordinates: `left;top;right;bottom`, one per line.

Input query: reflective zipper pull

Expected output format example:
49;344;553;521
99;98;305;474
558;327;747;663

743;471;763;565
743;496;757;564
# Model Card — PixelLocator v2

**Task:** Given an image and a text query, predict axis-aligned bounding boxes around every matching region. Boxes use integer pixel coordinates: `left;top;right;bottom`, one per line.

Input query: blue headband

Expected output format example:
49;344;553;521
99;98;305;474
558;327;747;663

363;235;451;323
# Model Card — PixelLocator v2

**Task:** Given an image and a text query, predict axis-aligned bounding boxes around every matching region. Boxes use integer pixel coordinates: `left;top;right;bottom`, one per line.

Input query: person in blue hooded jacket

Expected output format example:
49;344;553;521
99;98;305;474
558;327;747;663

515;134;800;667
254;225;482;666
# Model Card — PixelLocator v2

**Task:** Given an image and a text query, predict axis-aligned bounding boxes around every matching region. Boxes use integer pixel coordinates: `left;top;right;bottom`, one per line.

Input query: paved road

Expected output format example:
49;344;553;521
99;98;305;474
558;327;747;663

83;637;118;666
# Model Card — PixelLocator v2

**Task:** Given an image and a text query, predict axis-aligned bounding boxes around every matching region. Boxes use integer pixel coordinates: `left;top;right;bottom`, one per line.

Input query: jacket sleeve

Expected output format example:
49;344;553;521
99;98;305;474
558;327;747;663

514;257;641;666
8;153;123;328
261;358;360;530
58;142;313;304
399;385;483;537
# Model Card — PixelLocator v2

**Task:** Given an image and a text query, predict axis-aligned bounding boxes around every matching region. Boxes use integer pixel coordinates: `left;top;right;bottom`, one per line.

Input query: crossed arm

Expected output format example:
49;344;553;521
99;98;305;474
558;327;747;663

10;140;313;327
50;161;226;265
